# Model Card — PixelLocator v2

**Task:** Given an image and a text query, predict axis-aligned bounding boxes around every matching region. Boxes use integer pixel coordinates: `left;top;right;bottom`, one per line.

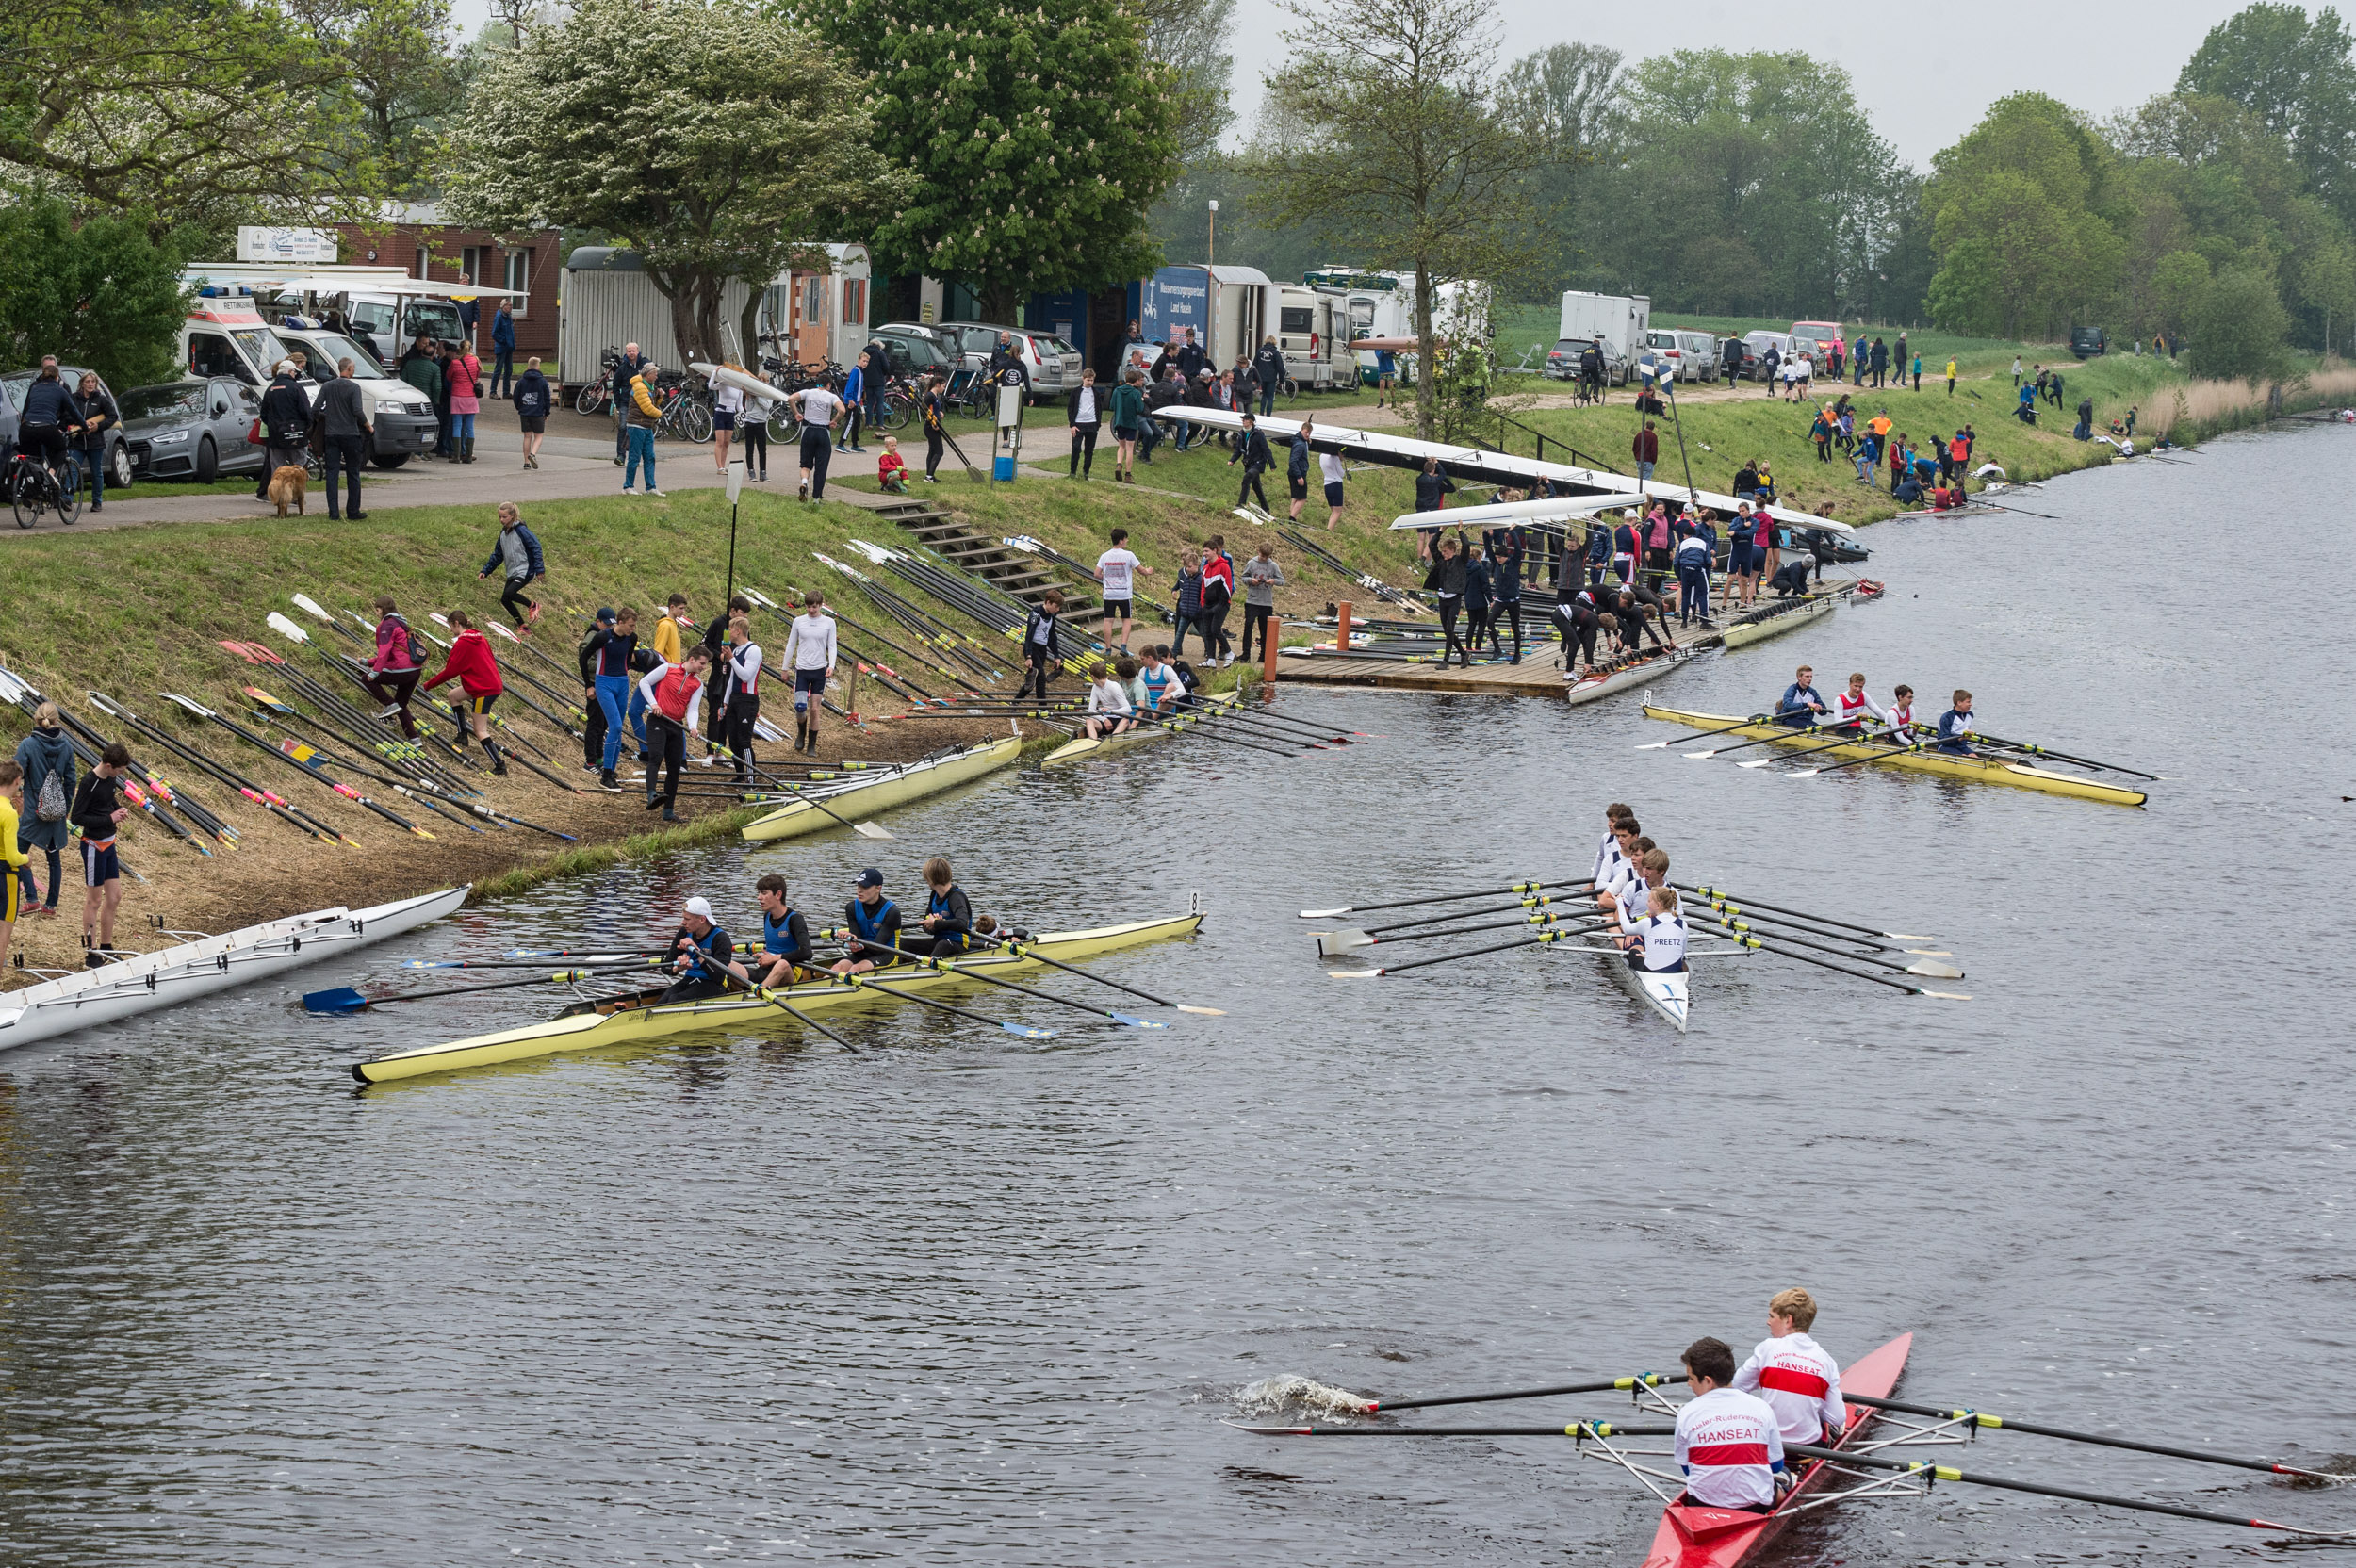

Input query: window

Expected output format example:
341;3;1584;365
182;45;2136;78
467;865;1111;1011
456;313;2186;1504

801;277;823;326
503;251;530;315
461;246;484;286
1280;306;1315;335
188;332;238;378
842;278;865;326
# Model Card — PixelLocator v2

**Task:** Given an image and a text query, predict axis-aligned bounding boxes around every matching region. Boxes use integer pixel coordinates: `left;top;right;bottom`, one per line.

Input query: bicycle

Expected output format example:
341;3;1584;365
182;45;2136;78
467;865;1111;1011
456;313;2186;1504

574;345;623;416
8;448;82;530
655;377;713;444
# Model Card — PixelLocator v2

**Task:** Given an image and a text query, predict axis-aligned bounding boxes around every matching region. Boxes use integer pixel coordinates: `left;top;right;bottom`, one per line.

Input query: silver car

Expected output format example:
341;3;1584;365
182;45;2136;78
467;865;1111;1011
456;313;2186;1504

119;378;267;482
933;321;1080;400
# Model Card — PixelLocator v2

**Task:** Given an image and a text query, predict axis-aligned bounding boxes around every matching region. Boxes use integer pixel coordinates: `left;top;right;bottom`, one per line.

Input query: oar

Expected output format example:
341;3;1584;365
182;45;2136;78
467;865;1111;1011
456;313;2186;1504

1939;728;2160;780
1685;892;1949;956
844;934;1169;1029
744;776;893;840
1635;716;1770;751
1733;726;1870;769
1843;1394;2353;1483
1356;1371;1688;1414
1231;1419;1670;1438
1693;909;1961;978
398;952;668;971
704;963;861;1053
1330;928;1578;978
841;965;1057;1039
1333;891;1586;939
1682;885;1933;942
966;931;1224;1016
1685;724;1823;761
1317;907;1608;956
1785;736;1939;778
304;967;621;1014
1300;878;1579;921
1693;920;1969;999
1776;1441;2354;1539
389;786;578;840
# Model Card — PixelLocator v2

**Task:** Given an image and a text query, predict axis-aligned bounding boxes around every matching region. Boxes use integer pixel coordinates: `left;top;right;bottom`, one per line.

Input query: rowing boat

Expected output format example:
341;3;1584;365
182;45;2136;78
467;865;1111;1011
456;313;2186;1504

1641;1332;1912;1568
0;886;466;1051
1040;690;1241;767
741;737;1021;841
1642;707;2149;807
352;909;1203;1083
1566;647;1691;707
1717;591;1841;650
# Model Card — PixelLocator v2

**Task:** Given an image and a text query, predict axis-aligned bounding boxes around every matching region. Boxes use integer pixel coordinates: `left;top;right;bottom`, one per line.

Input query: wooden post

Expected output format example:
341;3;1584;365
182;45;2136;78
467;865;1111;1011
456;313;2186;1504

1263;613;1281;682
1336;600;1353;659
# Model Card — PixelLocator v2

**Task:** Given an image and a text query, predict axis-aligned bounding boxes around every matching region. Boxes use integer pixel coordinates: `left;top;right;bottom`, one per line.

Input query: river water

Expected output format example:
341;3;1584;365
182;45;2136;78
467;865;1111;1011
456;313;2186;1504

1;425;2350;1565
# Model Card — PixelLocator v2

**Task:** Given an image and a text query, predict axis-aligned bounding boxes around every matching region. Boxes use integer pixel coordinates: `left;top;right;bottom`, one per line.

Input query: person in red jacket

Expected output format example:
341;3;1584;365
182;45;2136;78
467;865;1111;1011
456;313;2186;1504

419;609;508;775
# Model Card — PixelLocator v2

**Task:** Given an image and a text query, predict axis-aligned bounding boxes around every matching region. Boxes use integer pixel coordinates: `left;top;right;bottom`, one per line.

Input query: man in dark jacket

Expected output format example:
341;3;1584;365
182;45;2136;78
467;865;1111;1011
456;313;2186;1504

1285;419;1313;519
14;366;82;484
1721;336;1742;386
1869;337;1889;387
318;359;371;520
1229;412;1272;511
1252;336;1286;417
255;361;312;500
1140;370;1181;461
489;302;518;398
1173;328;1206;383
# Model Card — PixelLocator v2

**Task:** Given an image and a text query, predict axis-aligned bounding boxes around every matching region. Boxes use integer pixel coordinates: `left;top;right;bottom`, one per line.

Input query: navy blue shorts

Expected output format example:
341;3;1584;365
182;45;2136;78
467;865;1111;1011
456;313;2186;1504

794;667;827;705
81;839;120;887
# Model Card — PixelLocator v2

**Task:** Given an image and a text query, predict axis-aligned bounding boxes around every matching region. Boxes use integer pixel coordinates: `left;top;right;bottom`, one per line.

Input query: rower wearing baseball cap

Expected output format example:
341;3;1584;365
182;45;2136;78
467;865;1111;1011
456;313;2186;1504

832;867;904;975
662;895;737;1002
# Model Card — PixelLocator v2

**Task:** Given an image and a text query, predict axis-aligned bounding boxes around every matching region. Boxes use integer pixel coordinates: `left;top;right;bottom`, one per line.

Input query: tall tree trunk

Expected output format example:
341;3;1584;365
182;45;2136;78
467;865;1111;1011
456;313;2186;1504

982;280;1023;326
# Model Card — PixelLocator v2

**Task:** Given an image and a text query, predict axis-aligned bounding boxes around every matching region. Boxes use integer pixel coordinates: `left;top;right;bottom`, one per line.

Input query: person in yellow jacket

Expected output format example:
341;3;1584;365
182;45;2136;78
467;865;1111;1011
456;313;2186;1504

622;360;665;497
0;760;26;973
1945;357;1958;396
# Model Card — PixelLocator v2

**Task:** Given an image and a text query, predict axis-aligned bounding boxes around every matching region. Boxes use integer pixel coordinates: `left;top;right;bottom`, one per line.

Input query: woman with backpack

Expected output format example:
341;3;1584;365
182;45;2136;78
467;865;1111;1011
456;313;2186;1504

14;703;74;918
365;596;427;739
511;355;552;470
447;339;484;463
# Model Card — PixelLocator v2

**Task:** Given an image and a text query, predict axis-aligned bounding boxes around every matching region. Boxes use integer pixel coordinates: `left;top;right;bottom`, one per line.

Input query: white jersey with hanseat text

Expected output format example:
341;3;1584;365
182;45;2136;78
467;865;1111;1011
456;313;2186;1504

1733;1331;1846;1444
1675;1386;1785;1509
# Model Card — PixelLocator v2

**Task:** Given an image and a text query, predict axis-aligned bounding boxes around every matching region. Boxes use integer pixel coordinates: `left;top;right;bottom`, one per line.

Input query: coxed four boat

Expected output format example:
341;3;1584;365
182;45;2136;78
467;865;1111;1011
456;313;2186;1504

1642;707;2148;807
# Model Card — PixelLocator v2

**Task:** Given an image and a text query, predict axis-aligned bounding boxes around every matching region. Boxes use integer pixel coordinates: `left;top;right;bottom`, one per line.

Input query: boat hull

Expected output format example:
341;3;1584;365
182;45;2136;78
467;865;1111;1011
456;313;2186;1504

1718;593;1841;649
354;911;1204;1083
1642;708;2148;807
742;737;1021;841
1040;692;1240;767
0;886;467;1051
1604;950;1689;1031
1641;1332;1913;1568
1565;647;1690;707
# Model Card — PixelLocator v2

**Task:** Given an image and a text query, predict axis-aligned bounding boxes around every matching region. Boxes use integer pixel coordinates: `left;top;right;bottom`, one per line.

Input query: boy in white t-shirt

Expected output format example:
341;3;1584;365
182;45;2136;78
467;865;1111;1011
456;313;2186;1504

1093;527;1153;655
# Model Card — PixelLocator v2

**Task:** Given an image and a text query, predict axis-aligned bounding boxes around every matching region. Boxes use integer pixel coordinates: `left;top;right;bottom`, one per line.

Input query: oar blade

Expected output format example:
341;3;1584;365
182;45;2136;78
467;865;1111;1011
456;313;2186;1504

1904;959;1965;979
1298;906;1354;919
1315;928;1373;956
1329;969;1383;980
303;987;370;1015
1108;1012;1168;1029
852;821;894;840
1738;756;1782;769
1174;1004;1226;1016
1918;988;1972;1001
1785;766;1824;777
1000;1021;1057;1039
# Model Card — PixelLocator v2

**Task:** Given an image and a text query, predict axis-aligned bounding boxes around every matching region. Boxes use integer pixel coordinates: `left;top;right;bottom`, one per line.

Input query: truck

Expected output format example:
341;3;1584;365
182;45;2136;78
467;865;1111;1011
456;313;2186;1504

1557;291;1652;385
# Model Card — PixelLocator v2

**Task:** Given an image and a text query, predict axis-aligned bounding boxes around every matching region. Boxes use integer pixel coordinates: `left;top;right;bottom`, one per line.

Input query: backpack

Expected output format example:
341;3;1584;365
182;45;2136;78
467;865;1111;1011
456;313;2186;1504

35;761;67;823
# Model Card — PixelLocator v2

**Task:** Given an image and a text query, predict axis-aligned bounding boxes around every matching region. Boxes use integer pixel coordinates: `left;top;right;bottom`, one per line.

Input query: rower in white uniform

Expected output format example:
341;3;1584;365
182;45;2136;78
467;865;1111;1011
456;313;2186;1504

1618;883;1689;973
1594;803;1635;891
1673;1336;1787;1513
1594;822;1647;917
1732;1287;1847;1446
1832;672;1890;734
1885;684;1916;737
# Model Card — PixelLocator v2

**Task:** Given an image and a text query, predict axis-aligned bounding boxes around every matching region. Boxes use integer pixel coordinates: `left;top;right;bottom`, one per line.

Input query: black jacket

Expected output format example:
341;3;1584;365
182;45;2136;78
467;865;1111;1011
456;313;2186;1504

1252;344;1286;385
1230;428;1272;473
70;387;119;451
260;374;310;442
19;377;79;430
1174;341;1206;381
71;770;125;841
988;344;1028;387
1022;606;1061;661
1065;384;1104;424
1145;378;1183;411
1423;550;1467;597
512;368;551;418
1415;467;1455;512
318;377;369;438
1287;438;1310;481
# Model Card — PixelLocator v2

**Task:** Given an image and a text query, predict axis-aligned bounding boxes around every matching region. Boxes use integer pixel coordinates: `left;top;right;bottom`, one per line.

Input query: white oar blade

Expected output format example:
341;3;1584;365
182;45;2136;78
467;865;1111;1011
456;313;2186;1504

1785;766;1824;777
1905;960;1965;980
1315;929;1374;956
1739;757;1782;770
1884;931;1935;941
1298;906;1353;920
1634;741;1674;750
1175;1004;1226;1016
1685;749;1722;760
1919;989;1971;1001
1328;970;1383;980
853;822;894;840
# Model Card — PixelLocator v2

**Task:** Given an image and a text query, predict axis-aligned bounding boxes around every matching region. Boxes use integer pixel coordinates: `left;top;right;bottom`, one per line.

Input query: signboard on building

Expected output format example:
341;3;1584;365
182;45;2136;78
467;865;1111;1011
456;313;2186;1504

1138;266;1210;344
236;227;338;263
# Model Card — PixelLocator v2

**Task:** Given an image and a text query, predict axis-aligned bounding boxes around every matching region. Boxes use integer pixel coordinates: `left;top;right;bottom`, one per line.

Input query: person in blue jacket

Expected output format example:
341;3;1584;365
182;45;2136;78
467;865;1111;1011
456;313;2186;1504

489;302;518;398
1775;663;1829;728
478;501;546;629
837;352;869;454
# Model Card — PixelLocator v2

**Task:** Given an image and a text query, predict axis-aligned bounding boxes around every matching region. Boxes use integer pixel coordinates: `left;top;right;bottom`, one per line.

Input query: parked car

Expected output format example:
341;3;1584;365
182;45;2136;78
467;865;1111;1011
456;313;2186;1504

1712;338;1760;381
1546;336;1628;384
1642;329;1687;381
933;321;1080;399
118;378;266;483
1669;329;1718;369
1741;331;1798;380
0;368;134;490
2070;326;2107;358
869;327;957;382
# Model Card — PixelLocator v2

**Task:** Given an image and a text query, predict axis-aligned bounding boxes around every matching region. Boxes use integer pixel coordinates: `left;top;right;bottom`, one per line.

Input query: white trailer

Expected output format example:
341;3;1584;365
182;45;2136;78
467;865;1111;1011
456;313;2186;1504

1558;290;1652;384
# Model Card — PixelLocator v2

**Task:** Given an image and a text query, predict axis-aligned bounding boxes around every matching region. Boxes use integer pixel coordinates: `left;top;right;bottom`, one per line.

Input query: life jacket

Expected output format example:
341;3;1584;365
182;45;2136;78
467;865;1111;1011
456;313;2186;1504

848;896;897;945
926;887;968;954
762;906;799;956
679;923;729;979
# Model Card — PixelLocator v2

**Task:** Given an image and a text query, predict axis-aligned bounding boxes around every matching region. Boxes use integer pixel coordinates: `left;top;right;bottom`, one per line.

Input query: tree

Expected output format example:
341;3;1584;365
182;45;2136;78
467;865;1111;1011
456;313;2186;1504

1923;93;2123;338
2187;266;2294;379
826;0;1183;323
1139;0;1238;168
284;0;473;189
0;0;380;239
1498;42;1623;299
0;201;192;385
444;0;904;365
2179;3;2356;226
1252;0;1552;438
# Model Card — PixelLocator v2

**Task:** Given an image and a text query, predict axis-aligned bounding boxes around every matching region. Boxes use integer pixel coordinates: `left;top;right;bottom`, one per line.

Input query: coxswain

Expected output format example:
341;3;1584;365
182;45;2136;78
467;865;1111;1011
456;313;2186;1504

973;912;1033;945
1082;661;1136;739
833;867;903;975
662;896;736;1003
1619;883;1689;974
747;873;812;988
1936;689;1975;753
782;590;837;756
419;610;508;775
1672;1336;1787;1513
902;856;973;958
634;645;712;820
1775;663;1828;728
1832;672;1889;733
1732;1287;1847;1446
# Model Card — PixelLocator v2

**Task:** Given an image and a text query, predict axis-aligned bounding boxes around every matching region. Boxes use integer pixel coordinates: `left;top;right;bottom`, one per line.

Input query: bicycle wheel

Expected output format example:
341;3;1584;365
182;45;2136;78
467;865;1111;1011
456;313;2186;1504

575;381;609;416
881;389;913;431
54;469;81;526
682;399;713;444
11;468;49;529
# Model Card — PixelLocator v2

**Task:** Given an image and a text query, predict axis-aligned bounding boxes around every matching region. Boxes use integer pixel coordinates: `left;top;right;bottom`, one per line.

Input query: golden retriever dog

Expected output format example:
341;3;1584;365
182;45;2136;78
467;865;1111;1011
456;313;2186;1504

268;465;308;517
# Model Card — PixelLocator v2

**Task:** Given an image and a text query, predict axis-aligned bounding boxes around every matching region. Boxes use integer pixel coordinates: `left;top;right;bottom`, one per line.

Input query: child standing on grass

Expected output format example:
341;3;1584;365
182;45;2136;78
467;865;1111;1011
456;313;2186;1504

877;435;909;493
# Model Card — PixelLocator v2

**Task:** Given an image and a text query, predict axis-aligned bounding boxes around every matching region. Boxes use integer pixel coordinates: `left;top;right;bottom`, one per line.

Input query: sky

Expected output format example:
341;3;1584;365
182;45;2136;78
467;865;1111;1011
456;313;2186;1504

444;0;2253;170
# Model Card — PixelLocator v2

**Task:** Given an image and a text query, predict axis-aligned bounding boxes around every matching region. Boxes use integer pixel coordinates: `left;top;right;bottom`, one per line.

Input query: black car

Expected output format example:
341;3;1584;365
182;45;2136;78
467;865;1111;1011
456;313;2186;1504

118;378;267;482
2070;326;2106;359
0;368;133;489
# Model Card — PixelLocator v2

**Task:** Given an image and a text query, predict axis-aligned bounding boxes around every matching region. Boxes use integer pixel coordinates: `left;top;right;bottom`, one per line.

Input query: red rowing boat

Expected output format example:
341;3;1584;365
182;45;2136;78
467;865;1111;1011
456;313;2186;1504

1640;1332;1913;1568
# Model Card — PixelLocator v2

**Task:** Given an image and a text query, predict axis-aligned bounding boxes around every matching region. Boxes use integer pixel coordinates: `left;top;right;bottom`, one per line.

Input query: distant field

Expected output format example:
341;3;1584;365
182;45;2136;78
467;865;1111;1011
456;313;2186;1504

1492;304;2096;375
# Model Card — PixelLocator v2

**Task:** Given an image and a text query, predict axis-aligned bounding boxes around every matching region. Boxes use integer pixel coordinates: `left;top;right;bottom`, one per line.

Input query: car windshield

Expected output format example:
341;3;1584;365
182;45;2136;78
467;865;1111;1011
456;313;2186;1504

120;384;208;420
305;334;387;378
232;326;293;375
403;301;464;342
